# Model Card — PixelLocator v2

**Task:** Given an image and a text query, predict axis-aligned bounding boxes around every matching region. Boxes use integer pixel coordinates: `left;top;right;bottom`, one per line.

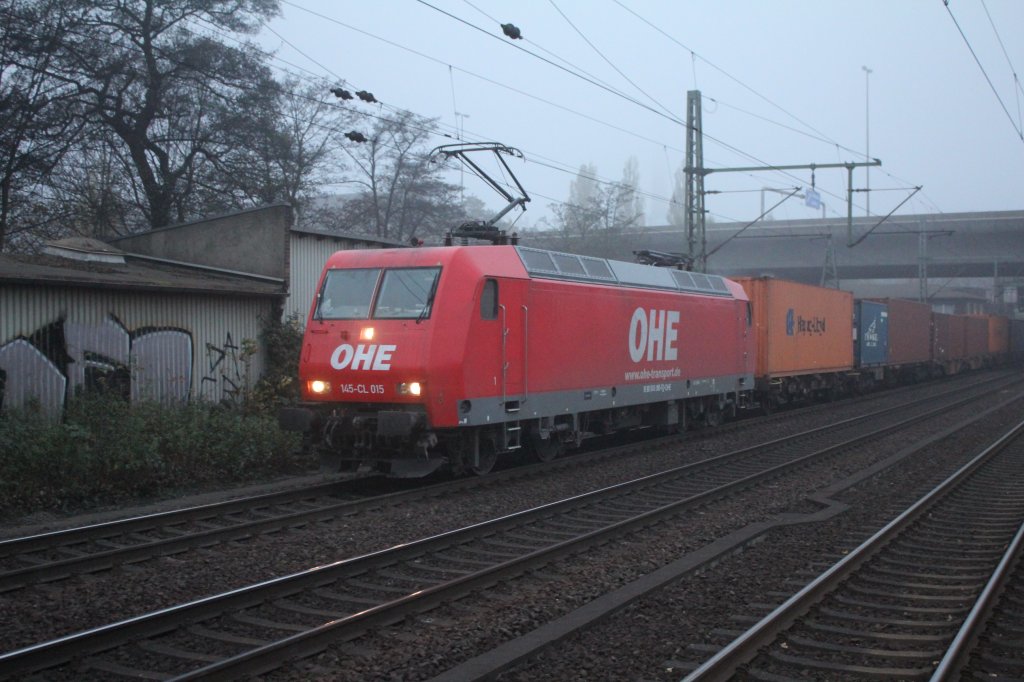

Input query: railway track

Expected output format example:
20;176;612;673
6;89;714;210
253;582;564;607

1;376;1019;679
0;372;1009;594
683;418;1024;682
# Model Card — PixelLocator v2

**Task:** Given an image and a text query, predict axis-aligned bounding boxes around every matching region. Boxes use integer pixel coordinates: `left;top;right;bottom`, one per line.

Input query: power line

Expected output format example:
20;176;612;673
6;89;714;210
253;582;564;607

411;0;686;126
190;12;711;219
276;1;872;214
980;0;1024;135
611;0;844;150
458;0;638;100
943;0;1024;143
273;2;682;155
546;0;677;120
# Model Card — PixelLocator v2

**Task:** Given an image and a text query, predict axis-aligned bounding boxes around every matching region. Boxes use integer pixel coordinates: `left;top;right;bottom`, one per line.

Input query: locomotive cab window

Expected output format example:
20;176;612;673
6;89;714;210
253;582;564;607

316;268;381;319
481;279;498;319
374;267;441;319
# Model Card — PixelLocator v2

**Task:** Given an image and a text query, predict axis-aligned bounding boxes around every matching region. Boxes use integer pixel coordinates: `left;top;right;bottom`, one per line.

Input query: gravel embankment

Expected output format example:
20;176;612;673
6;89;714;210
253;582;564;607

0;373;1016;680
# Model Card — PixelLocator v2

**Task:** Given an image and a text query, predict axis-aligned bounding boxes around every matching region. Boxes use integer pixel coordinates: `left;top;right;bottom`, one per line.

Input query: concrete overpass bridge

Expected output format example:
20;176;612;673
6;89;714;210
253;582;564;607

626;208;1019;307
593;209;1024;310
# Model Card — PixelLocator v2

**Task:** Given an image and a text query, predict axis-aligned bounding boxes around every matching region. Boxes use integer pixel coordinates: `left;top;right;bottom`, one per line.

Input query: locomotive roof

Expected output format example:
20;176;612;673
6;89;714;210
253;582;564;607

322;245;740;299
515;246;735;298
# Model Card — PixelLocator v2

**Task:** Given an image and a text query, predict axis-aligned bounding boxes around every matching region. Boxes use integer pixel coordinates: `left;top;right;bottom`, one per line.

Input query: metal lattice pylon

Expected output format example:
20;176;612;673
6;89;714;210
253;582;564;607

821;233;840;288
684;90;706;272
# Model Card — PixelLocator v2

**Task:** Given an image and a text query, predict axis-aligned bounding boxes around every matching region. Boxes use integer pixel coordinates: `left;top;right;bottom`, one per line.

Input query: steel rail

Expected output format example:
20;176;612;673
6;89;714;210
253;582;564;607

0;377;1010;679
1;373;1006;593
171;383;1024;681
929;513;1024;680
0;479;357;553
683;418;1024;682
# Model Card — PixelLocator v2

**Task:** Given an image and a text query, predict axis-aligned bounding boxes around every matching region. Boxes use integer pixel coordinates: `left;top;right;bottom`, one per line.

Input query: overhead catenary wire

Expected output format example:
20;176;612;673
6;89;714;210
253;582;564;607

706;187;802;258
410;0;687;127
260;2;819;217
12;1;918;231
31;12;820;230
546;0;678;120
980;0;1024;136
943;0;1024;143
272;1;882;218
611;0;844;150
405;0;821;184
458;0;640;100
188;14;705;220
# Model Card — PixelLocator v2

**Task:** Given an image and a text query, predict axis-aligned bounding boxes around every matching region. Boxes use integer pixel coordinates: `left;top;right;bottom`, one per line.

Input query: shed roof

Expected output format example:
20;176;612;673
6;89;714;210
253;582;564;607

0;252;284;297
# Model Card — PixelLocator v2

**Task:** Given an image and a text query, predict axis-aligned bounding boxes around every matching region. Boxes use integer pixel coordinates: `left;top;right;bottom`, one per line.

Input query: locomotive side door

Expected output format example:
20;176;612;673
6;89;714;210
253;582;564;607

494;277;528;411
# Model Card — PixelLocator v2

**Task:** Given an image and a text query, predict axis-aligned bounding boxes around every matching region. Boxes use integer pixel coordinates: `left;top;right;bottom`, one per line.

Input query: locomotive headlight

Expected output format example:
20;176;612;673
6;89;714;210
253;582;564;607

398;381;423;396
308;380;331;395
360;327;375;341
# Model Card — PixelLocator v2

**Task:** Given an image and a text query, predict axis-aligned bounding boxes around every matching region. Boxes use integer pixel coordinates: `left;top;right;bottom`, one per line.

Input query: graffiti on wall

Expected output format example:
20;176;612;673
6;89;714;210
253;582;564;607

200;332;249;402
0;314;195;415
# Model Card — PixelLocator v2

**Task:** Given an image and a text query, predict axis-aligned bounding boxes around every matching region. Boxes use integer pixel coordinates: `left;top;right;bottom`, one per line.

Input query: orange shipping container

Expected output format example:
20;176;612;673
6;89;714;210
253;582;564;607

982;314;1009;355
733;277;854;379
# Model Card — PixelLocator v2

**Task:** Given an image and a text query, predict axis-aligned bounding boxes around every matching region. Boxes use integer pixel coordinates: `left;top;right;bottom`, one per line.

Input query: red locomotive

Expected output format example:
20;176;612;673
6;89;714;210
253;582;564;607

297;245;754;476
289;144;1020;477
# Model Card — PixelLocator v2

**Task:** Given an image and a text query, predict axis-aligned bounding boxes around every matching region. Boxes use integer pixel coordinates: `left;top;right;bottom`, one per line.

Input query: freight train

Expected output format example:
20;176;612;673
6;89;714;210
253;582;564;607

288;243;1020;477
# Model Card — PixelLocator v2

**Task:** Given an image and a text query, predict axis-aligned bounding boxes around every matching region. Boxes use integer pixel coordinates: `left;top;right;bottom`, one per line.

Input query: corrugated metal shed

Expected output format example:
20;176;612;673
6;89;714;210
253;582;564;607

2;206;413;416
286;228;405;321
1;243;282;415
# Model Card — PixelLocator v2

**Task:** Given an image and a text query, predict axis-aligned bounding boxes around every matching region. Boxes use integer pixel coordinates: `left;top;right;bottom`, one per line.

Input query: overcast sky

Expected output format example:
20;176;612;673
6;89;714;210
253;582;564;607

262;1;1024;229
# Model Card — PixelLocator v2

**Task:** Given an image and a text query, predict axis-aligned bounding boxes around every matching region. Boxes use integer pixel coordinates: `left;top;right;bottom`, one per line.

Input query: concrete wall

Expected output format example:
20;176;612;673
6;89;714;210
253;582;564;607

112;204;294;279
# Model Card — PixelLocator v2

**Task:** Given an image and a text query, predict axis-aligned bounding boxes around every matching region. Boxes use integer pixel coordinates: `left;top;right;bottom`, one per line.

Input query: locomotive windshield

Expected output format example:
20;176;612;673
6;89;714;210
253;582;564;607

375;267;441;319
316;267;441;320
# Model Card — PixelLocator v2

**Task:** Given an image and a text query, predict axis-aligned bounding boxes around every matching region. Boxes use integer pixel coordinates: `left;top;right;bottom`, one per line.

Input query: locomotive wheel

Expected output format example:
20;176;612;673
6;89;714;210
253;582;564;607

704;408;723;428
470;437;498;476
529;432;563;463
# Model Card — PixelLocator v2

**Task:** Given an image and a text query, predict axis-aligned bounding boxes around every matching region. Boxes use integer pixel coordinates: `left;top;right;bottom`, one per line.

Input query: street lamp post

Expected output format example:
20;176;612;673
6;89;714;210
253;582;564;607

862;66;872;216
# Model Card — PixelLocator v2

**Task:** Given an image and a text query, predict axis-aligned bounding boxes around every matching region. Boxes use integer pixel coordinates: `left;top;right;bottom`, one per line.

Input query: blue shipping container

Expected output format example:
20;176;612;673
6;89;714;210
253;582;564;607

854;300;889;367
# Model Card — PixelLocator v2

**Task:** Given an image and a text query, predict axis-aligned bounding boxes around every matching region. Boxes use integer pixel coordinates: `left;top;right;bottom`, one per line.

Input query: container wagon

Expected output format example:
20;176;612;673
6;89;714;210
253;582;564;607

1010;318;1024;361
979;314;1010;362
732;277;854;408
964;315;990;369
932;312;968;375
868;298;933;382
853;299;888;387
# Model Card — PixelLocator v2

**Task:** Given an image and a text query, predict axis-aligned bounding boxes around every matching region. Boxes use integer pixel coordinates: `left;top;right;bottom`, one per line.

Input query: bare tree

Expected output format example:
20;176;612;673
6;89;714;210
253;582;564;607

43;0;280;229
0;0;86;251
666;163;687;228
216;77;348;219
614;156;645;227
332;111;462;243
547;160;645;258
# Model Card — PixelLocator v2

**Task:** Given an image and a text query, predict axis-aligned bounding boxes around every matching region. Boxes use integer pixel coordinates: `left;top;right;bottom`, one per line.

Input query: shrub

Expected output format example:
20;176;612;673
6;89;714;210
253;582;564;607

247;312;304;411
0;393;309;518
